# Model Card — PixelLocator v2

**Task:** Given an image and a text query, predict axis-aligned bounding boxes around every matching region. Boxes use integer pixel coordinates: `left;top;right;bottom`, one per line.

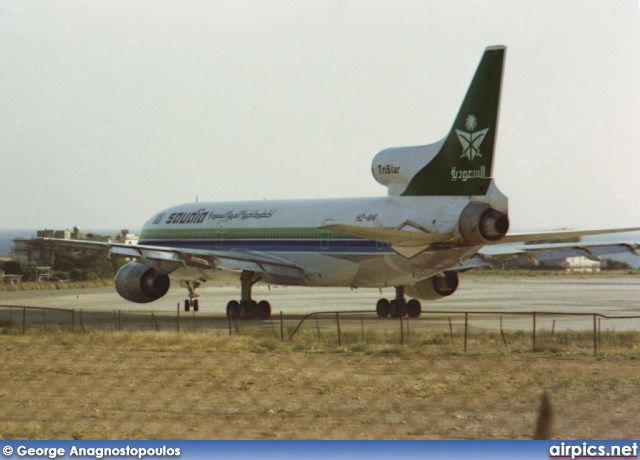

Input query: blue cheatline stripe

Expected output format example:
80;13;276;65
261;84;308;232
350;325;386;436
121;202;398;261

138;239;394;254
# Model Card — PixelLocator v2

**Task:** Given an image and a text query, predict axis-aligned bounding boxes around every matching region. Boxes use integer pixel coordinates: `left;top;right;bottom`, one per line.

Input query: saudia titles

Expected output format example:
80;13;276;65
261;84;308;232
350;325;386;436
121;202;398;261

451;114;489;182
161;208;278;225
165;208;209;225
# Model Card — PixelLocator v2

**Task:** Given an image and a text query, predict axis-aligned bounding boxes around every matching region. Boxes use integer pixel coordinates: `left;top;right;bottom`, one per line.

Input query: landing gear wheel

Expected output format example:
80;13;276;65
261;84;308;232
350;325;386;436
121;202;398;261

389;299;406;318
226;300;240;320
184;299;190;312
407;299;422;318
193;299;199;312
376;298;390;317
258;300;271;320
240;301;258;320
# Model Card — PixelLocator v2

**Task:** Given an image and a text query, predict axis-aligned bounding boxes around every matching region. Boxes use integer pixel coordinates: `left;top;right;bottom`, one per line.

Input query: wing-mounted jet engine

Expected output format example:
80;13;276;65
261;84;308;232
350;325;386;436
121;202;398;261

115;262;170;304
406;272;459;301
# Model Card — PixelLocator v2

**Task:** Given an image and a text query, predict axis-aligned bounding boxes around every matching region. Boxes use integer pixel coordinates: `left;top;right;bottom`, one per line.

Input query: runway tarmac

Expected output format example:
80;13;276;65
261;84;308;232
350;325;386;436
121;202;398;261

1;274;639;333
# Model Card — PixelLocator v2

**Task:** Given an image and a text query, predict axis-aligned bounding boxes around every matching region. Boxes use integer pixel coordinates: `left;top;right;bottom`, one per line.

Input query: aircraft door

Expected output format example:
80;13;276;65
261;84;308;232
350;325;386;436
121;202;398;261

321;219;333;250
215;221;227;249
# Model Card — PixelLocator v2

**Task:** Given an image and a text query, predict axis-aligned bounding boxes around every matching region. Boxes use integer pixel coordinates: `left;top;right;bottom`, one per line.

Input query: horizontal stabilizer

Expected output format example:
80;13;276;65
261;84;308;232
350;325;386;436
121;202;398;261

390;243;433;259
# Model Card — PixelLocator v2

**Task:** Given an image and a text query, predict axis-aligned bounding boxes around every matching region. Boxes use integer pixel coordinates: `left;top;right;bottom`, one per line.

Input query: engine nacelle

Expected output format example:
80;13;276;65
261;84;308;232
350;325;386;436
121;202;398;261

115;262;170;304
406;272;459;301
459;201;509;245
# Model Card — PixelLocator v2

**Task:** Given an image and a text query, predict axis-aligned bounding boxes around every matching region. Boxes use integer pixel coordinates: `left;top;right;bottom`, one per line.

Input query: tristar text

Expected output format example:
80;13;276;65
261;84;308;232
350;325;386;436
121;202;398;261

377;164;400;174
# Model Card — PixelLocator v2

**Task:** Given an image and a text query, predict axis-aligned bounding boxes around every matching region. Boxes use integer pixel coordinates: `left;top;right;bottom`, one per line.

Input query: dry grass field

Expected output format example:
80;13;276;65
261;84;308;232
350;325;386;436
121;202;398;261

0;329;638;440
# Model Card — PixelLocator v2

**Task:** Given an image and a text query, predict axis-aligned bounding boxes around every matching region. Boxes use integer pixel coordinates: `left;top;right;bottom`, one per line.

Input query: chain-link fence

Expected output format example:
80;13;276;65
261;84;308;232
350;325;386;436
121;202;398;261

1;304;639;354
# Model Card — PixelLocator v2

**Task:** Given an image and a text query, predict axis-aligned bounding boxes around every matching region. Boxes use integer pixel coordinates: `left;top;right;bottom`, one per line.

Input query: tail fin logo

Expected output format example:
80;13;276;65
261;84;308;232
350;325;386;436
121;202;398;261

455;114;489;161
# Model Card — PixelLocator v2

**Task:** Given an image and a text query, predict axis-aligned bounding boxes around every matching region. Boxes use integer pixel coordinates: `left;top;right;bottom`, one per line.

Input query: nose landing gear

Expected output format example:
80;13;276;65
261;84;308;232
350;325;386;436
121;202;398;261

183;281;201;312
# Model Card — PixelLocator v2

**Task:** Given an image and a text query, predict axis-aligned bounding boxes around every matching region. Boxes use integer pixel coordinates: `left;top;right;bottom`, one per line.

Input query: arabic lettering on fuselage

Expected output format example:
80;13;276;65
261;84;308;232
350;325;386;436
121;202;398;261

163;208;277;225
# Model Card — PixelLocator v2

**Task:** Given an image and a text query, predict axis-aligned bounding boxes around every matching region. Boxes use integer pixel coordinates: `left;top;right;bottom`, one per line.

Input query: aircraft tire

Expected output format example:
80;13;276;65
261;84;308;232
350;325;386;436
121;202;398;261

193;299;199;312
376;299;390;317
184;299;190;312
407;299;421;318
227;300;240;320
389;299;405;318
258;300;271;320
239;301;259;320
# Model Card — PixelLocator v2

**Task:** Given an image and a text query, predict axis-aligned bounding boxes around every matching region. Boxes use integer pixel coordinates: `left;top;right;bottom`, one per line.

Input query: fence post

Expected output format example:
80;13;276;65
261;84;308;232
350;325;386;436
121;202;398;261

22;307;26;335
464;312;468;352
449;317;454;344
593;314;597;355
71;309;75;333
280;311;284;341
177;303;180;332
532;312;536;352
336;313;342;346
406;315;410;345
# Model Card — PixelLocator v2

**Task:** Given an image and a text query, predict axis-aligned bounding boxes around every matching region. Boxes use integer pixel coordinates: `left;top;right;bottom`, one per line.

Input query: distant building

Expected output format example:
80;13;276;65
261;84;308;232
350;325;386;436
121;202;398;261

543;256;601;273
10;227;138;263
84;229;138;245
10;237;52;264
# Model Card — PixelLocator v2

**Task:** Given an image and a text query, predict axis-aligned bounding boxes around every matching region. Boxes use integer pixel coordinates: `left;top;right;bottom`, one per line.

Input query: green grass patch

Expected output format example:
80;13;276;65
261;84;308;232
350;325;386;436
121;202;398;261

2;327;639;358
0;279;114;292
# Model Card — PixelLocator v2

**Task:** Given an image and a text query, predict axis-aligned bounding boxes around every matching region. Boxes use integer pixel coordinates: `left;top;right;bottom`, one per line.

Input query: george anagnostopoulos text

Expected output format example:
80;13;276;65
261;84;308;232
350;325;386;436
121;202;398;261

13;445;180;459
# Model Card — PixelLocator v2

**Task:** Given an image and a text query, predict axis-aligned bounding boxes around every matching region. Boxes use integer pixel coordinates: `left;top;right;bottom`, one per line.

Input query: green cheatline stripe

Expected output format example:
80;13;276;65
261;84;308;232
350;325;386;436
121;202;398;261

139;227;357;241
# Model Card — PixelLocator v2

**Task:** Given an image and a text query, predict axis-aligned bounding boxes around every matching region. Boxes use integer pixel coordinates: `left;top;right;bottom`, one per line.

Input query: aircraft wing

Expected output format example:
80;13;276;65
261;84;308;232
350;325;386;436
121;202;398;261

324;224;640;259
458;241;640;270
494;227;640;244
26;238;310;285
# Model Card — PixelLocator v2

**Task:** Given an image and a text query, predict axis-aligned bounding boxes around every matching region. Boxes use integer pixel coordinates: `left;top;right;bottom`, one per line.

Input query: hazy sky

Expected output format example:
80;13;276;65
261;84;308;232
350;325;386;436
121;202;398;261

1;0;638;232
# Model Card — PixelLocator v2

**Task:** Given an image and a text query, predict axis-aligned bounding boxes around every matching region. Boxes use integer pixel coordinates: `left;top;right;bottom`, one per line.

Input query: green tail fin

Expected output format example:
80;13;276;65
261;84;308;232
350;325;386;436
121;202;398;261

402;46;506;196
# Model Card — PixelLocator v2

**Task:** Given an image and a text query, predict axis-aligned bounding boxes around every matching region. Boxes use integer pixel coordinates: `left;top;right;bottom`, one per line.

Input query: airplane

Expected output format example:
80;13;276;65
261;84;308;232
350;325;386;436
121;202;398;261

29;45;639;320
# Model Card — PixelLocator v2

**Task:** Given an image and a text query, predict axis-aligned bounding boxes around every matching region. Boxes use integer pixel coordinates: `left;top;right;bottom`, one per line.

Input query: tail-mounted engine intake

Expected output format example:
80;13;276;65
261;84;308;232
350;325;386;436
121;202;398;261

405;272;459;301
115;262;170;304
459;201;509;245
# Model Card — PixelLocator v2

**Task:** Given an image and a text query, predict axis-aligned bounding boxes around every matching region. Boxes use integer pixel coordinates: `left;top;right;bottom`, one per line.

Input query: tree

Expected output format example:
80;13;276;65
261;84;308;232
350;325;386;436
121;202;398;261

1;260;24;276
602;259;633;271
52;253;127;281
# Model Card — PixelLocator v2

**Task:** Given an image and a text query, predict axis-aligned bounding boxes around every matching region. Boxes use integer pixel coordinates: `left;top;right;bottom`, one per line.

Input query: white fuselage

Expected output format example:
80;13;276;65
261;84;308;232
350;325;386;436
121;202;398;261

138;194;487;288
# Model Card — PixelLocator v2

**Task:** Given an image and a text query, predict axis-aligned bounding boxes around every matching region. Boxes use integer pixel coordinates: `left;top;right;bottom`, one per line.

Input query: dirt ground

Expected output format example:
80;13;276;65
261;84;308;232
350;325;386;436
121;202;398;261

0;335;638;440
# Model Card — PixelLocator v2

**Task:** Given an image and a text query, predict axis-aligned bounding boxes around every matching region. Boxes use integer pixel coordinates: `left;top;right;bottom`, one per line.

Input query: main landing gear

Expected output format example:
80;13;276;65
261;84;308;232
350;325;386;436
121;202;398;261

226;270;272;321
183;281;200;312
376;286;422;318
